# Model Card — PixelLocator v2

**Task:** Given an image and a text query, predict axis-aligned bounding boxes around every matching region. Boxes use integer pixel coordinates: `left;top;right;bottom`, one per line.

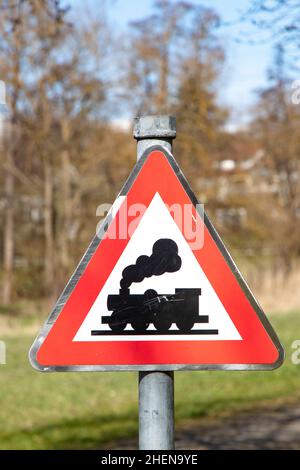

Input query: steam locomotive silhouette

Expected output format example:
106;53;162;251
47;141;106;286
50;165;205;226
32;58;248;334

101;287;208;333
92;238;217;335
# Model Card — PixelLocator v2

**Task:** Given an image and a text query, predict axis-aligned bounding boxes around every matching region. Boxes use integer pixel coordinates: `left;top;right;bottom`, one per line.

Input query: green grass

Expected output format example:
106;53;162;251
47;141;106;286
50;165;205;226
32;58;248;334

0;311;300;449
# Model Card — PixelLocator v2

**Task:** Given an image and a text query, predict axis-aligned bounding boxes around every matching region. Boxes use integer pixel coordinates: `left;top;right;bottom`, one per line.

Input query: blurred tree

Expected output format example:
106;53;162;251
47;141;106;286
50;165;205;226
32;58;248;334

251;45;300;270
240;0;300;70
0;0;68;302
0;0;119;300
12;0;73;296
126;0;194;115
126;1;228;186
22;8;112;295
173;7;228;182
0;0;24;304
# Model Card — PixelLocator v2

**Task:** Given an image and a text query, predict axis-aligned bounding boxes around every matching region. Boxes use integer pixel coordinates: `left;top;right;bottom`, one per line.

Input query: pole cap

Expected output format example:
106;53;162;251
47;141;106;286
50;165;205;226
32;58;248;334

133;115;176;140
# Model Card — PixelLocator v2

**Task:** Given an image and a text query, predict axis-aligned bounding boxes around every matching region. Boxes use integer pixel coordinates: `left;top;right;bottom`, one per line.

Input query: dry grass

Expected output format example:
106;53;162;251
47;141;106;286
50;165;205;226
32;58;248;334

247;266;300;313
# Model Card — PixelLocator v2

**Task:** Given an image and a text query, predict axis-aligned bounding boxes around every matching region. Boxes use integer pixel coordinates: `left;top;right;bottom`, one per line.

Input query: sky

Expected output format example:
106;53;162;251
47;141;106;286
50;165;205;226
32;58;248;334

69;0;276;128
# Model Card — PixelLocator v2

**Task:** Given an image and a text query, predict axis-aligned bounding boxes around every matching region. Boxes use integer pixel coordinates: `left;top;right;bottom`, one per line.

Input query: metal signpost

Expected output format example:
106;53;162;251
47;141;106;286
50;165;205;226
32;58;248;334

134;116;176;450
29;115;284;452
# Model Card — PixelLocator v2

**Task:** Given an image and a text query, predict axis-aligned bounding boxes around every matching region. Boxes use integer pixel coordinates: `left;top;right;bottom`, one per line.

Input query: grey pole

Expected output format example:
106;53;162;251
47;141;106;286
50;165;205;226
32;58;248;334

138;371;174;450
134;115;176;451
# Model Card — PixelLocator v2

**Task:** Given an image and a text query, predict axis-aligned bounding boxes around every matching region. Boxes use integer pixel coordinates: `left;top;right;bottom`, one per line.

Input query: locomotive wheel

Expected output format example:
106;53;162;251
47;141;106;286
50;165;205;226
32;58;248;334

176;317;195;332
108;311;127;332
153;315;172;333
131;317;150;333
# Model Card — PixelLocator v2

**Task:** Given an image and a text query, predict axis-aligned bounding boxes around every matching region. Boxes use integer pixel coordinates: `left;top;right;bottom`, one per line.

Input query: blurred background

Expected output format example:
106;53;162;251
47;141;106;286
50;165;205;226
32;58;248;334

0;0;300;450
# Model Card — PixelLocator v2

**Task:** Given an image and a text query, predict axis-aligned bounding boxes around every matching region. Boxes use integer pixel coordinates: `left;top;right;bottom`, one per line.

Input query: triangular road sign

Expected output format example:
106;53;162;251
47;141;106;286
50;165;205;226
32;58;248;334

30;146;284;371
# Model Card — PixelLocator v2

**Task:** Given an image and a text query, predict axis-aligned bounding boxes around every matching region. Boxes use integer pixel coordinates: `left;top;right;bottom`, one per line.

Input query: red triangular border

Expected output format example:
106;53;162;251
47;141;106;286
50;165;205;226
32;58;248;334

30;148;284;370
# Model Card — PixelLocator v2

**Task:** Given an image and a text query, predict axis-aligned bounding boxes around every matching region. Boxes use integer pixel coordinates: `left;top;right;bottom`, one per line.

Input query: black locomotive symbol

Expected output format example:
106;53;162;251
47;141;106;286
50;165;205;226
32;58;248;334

102;287;206;333
91;239;219;336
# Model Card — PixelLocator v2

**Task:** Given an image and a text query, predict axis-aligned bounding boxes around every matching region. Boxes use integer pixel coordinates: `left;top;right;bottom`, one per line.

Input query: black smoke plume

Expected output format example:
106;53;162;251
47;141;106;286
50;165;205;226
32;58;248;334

120;239;182;291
